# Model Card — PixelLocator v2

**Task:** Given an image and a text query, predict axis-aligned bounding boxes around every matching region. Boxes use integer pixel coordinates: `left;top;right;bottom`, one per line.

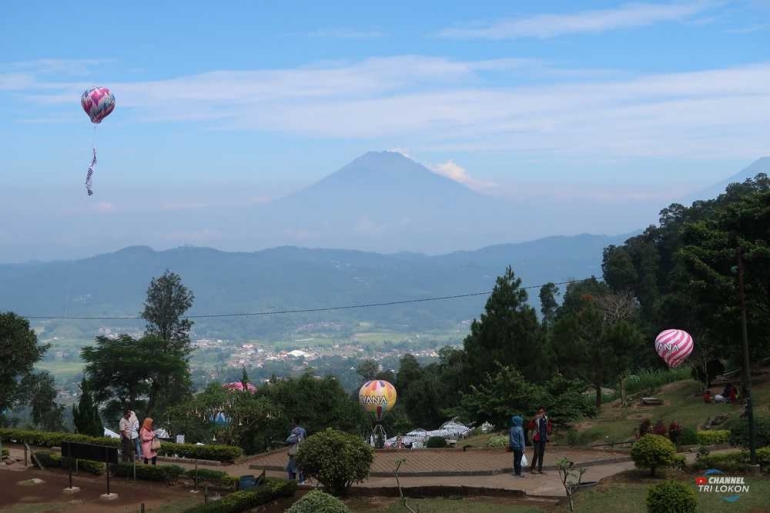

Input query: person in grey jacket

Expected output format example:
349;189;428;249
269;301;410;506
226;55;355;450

509;415;526;477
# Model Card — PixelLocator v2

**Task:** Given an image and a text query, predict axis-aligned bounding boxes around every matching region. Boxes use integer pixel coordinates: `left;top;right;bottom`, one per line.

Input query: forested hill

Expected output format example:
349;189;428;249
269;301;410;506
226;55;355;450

0;233;631;340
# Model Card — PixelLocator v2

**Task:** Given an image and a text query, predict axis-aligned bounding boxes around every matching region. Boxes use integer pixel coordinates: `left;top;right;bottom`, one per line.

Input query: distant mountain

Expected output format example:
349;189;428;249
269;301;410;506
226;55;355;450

685;157;770;205
0;233;632;341
251;151;530;254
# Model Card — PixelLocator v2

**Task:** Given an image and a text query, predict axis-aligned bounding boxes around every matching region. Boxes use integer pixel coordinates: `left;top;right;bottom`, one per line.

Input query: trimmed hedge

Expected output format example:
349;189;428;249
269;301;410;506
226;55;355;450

486;435;508;448
426;436;448;448
286;489;351;513
696;430;731;446
729;416;770;450
0;429;242;463
113;463;186;483
185;468;238;489
646;480;697;513
183;478;297;513
689;451;751;473
631;434;677;476
33;452;104;475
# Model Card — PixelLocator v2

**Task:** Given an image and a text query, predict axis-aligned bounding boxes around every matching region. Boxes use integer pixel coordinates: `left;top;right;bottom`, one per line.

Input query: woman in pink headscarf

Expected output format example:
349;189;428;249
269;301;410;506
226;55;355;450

140;418;158;465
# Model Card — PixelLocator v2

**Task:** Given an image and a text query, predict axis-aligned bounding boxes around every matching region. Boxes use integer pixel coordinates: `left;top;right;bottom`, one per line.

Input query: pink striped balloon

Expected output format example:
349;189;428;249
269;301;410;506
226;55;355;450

655;329;694;368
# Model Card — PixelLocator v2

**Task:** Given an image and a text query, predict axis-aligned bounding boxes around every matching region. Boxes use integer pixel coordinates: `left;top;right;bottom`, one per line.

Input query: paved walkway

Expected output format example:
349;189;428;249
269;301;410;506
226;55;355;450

245;447;631;477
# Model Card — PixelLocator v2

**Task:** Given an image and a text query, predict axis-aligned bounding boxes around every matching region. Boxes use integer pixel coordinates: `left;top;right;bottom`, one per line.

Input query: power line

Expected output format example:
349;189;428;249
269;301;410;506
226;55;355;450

21;278;593;321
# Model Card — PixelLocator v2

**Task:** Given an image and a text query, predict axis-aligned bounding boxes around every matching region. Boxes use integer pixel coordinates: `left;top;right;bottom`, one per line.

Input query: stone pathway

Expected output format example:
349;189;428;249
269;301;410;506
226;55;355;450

245;446;631;477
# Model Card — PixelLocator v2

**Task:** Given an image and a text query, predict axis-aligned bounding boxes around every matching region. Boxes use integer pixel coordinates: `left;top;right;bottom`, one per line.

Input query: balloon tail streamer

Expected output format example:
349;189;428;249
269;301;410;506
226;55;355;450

85;147;96;196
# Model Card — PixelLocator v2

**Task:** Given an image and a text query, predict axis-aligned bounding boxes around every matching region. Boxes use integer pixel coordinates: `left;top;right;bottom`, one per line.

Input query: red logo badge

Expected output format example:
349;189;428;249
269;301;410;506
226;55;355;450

695;477;708;485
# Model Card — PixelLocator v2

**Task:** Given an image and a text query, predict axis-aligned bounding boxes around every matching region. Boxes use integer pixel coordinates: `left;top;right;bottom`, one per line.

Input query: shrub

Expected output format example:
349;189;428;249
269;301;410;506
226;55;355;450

1;447;8;459
679;427;699;446
689;452;750;472
646;480;697;513
32;451;104;475
757;447;770;467
286;489;351;513
295;429;373;497
113;463;186;483
652;420;667;436
183;478;297;513
728;416;770;450
486;435;508;448
186;468;238;488
631;434;677;476
426;436;448;448
697;430;731;446
0;428;242;462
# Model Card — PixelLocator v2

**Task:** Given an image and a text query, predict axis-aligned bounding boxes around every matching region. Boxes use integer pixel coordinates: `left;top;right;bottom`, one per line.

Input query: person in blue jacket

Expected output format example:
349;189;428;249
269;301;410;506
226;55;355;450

509;415;526;478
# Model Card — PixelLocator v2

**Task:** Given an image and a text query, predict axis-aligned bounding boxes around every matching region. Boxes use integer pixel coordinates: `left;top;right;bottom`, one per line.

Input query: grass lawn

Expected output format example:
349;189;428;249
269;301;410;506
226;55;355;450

562;379;749;446
572;474;770;513
345;476;770;512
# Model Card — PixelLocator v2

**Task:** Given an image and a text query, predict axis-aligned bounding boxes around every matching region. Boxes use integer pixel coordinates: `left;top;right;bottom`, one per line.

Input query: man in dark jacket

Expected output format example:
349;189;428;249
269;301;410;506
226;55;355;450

509;415;526;477
529;407;551;474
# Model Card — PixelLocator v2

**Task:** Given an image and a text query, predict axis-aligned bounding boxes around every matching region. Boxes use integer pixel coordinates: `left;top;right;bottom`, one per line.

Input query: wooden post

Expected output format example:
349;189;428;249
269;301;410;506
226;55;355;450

105;452;111;495
204;486;209;505
194;459;199;490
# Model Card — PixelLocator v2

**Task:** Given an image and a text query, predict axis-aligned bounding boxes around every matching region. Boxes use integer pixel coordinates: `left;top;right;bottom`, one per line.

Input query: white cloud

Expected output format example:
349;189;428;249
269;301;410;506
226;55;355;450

5;55;770;159
389;147;412;158
428;160;497;193
5;58;113;76
308;29;384;38
437;2;717;39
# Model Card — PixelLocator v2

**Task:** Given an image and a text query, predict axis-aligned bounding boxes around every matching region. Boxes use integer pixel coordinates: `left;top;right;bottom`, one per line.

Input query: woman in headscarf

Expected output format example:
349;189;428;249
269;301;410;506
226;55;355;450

140;418;158;465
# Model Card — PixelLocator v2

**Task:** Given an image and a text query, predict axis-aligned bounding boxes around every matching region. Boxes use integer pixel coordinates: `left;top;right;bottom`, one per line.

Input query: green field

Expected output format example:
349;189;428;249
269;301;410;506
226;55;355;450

35;361;85;378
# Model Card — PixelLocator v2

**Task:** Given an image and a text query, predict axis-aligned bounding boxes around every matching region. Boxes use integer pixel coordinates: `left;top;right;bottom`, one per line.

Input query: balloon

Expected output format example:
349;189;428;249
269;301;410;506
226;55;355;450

358;380;397;422
655;329;694;368
81;86;115;124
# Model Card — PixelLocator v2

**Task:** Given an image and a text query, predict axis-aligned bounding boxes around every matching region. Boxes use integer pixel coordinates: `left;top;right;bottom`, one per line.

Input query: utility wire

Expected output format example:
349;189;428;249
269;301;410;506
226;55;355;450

21;278;594;321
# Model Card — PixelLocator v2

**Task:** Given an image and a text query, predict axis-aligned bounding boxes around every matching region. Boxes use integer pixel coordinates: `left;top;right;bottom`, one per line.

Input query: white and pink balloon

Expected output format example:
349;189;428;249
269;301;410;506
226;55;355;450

654;329;694;368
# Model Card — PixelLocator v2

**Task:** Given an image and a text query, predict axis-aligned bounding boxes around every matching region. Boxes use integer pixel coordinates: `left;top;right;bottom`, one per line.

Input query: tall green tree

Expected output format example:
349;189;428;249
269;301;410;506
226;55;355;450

552;288;645;408
22;371;65;432
0;312;49;413
142;270;195;353
141;270;195;411
355;360;379;382
81;334;188;418
539;282;560;327
462;266;547;384
72;378;104;437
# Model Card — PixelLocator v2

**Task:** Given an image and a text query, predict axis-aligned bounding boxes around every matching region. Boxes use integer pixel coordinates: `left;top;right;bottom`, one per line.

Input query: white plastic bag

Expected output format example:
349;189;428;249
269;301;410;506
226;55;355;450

521;453;528;467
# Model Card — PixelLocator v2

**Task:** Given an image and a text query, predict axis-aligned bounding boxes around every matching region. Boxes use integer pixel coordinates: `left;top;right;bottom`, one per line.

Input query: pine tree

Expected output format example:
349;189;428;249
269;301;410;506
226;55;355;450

241;366;250;389
72;378;103;437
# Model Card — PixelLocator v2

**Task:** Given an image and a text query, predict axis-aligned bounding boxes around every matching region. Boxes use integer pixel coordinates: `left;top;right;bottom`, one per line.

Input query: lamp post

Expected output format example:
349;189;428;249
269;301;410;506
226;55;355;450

733;247;758;464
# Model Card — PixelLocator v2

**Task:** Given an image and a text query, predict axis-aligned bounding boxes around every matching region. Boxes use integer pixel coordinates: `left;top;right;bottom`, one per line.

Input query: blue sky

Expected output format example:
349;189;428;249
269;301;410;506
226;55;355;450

0;0;769;261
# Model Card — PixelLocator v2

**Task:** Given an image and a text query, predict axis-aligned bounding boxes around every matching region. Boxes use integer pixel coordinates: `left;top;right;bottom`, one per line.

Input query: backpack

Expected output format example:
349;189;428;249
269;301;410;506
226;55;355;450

287;430;303;456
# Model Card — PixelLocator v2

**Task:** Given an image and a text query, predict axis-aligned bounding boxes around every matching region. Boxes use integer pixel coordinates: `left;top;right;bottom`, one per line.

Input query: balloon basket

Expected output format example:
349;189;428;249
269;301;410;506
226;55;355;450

368;424;387;448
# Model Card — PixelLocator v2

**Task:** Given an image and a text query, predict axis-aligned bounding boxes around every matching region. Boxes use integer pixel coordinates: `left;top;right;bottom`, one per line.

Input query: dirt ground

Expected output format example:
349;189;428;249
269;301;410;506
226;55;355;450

0;467;201;512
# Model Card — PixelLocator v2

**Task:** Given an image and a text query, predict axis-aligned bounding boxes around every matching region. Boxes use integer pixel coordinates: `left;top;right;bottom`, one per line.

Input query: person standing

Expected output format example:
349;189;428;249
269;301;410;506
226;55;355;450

140;418;158;465
529;407;551;474
129;410;142;460
509;415;526;478
119;410;134;463
286;418;307;483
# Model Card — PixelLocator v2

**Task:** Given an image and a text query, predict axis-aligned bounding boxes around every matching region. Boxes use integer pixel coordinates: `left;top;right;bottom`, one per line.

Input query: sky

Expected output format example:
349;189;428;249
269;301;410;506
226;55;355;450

1;0;769;262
